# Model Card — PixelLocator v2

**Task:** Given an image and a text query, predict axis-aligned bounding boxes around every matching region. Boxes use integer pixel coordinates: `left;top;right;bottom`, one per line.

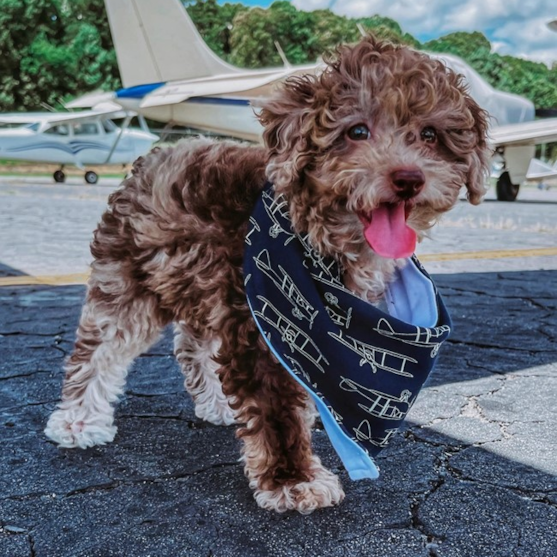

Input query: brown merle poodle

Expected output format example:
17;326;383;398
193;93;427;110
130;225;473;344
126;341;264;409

45;37;490;513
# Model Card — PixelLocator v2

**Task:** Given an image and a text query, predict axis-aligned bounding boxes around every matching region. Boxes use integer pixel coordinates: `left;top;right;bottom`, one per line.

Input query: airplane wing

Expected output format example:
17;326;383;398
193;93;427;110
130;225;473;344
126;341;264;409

0;113;48;125
525;158;557;181
139;64;319;108
0;107;131;128
489;118;557;147
64;90;117;109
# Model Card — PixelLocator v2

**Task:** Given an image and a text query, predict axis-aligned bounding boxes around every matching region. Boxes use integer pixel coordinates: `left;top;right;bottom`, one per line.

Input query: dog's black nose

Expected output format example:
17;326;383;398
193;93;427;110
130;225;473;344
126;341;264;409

390;169;425;199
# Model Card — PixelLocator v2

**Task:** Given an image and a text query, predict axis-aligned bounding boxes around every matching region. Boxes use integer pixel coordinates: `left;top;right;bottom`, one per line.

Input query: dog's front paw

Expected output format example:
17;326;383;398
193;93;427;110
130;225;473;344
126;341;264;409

45;406;116;449
252;460;344;514
194;398;236;426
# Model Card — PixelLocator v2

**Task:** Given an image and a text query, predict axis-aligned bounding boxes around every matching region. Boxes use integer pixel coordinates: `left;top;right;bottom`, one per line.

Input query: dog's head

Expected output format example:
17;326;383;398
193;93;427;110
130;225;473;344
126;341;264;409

258;37;491;260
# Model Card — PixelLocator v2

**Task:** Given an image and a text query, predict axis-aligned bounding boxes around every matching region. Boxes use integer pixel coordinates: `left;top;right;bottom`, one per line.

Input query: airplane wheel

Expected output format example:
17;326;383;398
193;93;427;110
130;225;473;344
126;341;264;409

496;171;519;201
84;171;99;185
53;170;65;183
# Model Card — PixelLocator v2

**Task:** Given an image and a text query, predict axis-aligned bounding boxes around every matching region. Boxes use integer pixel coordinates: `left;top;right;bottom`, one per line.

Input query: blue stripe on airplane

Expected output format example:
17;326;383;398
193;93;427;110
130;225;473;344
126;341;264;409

116;83;251;106
116;83;164;98
6;141;125;156
187;97;250;106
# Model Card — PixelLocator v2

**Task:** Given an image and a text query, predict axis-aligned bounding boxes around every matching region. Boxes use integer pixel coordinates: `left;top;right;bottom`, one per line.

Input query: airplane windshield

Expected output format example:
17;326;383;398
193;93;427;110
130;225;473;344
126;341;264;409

73;122;100;135
44;124;69;135
102;119;117;133
0;122;39;131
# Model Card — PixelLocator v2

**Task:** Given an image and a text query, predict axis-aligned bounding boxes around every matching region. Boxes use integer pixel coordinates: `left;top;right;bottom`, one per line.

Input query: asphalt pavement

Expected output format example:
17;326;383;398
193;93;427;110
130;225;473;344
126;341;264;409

0;176;556;557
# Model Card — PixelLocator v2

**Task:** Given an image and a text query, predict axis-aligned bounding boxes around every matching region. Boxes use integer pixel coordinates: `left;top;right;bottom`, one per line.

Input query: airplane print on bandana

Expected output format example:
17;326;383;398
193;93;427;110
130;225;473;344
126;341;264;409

375;317;450;358
253;295;330;373
261;189;296;245
254;249;318;327
244;182;452;468
339;377;413;419
324;292;353;329
329;330;417;377
245;217;260;247
298;233;344;284
354;421;398;448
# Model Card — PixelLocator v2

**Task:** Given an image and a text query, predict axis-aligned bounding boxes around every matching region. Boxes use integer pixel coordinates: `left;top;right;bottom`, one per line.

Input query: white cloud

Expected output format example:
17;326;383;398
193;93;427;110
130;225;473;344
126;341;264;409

292;0;557;64
491;15;557;64
292;0;331;10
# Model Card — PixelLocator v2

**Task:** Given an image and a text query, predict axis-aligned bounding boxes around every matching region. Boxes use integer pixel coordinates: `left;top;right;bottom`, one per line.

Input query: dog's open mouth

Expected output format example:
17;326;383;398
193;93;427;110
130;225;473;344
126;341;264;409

358;202;416;259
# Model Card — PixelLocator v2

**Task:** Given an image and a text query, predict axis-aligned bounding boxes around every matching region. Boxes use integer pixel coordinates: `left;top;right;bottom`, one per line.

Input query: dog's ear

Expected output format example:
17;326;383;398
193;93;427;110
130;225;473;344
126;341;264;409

464;99;492;205
257;75;318;189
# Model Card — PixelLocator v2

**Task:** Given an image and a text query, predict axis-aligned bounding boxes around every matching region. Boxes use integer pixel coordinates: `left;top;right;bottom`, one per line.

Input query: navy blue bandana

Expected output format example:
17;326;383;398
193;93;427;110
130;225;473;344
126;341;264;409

244;183;451;480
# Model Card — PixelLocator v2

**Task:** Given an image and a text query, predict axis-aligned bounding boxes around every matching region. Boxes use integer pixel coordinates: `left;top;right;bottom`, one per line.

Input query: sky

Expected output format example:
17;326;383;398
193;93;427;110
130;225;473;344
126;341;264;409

231;0;557;66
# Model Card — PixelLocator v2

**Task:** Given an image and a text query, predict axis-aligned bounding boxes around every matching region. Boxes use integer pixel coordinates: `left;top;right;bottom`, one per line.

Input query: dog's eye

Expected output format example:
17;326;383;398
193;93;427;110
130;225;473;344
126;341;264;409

347;124;371;141
421;127;437;144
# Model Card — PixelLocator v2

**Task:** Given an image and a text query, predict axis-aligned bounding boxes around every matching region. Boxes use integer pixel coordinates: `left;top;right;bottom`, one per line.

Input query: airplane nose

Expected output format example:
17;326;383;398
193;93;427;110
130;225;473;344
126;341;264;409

390;169;425;199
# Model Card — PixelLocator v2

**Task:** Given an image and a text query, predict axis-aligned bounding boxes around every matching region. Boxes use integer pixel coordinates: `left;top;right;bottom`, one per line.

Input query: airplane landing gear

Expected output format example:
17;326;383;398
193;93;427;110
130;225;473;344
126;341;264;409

53;169;65;183
84;171;99;185
496;171;520;201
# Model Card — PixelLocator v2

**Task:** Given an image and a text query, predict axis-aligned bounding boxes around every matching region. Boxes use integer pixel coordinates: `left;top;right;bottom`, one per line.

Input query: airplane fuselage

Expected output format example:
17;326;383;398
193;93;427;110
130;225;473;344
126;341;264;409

117;95;262;142
0;123;156;166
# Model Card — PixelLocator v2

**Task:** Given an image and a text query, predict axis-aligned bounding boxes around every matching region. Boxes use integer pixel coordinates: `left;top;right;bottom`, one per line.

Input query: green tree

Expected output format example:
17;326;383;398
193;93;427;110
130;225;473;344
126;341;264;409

0;0;64;110
230;2;319;67
357;15;419;47
0;0;119;112
424;31;491;59
423;31;557;109
228;7;275;67
311;9;360;54
61;0;121;92
185;0;248;59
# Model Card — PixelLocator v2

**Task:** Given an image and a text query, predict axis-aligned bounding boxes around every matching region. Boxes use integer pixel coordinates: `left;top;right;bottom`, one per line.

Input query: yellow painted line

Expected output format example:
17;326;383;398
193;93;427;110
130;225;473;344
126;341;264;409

0;272;90;287
0;247;555;287
419;247;557;262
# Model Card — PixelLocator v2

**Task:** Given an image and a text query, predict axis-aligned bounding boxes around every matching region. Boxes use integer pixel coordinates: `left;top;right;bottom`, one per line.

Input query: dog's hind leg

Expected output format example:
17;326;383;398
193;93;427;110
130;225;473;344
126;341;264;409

45;264;164;449
173;324;235;426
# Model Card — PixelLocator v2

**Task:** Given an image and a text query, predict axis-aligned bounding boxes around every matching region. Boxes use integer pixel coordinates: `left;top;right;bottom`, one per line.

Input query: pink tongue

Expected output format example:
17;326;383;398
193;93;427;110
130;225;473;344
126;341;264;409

363;203;416;258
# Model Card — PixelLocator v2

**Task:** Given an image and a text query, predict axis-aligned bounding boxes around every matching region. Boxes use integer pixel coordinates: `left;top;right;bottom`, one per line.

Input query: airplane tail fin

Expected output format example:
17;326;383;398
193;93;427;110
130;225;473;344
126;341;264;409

104;0;239;88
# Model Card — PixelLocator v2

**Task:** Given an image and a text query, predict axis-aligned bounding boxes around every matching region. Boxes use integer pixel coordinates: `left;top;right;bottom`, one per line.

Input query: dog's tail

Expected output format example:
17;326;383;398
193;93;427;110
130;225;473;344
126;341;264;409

103;0;240;88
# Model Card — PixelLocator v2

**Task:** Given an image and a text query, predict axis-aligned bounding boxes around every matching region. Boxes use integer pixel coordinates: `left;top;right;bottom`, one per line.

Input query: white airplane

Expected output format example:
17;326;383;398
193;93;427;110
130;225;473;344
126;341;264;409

81;0;557;199
0;106;157;184
66;0;317;143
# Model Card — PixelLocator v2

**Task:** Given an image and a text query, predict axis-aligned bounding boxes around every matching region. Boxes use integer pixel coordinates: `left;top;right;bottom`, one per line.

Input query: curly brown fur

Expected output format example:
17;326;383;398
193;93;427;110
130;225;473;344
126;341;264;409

45;37;490;513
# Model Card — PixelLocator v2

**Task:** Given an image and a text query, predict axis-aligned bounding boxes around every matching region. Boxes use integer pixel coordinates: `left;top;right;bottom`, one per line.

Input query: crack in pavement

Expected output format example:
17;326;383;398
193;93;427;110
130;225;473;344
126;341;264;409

1;461;241;505
117;413;191;423
445;462;557;507
1;399;60;412
439;285;554;301
408;445;464;556
404;435;557;556
124;391;183;399
0;330;67;337
537;327;556;343
28;533;36;557
0;370;52;381
445;338;555;353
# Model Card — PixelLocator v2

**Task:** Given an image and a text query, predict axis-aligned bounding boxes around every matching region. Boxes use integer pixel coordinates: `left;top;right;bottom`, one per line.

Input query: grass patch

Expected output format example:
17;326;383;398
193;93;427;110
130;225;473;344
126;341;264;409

0;159;129;179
